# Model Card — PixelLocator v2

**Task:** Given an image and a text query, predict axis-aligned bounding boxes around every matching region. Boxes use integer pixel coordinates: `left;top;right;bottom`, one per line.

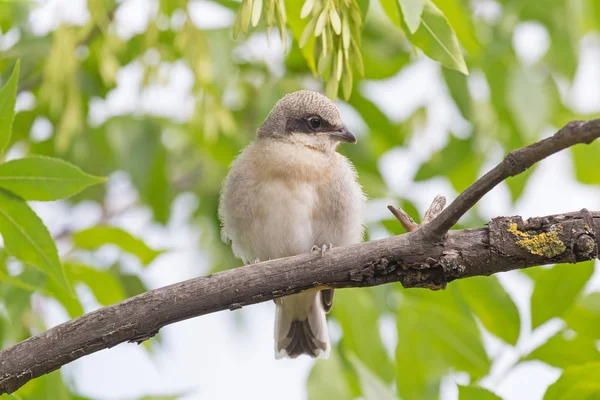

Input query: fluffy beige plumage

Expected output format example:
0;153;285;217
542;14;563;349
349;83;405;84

219;90;365;359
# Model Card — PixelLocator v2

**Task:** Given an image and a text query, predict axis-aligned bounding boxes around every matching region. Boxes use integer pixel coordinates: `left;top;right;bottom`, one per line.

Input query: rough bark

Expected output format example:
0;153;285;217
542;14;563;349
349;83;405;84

0;118;599;393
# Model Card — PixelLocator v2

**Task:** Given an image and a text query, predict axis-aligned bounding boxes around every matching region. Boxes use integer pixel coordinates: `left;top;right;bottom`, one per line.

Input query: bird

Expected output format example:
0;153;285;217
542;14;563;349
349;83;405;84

218;90;365;359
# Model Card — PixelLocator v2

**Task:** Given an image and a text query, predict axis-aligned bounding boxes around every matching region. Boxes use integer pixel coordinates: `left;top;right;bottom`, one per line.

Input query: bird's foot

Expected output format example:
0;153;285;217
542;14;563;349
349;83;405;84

311;243;333;257
254;258;260;264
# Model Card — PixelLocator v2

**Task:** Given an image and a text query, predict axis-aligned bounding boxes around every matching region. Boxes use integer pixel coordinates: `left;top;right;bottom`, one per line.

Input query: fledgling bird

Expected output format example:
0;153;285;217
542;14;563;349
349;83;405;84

219;90;365;359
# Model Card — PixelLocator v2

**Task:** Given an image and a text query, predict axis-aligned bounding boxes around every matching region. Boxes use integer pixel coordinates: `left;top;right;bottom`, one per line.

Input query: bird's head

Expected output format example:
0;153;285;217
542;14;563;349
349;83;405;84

257;90;356;151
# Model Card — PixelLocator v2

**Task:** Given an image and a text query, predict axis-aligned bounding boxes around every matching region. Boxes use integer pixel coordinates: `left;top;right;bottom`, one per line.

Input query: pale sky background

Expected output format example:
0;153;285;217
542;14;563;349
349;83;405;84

2;0;600;399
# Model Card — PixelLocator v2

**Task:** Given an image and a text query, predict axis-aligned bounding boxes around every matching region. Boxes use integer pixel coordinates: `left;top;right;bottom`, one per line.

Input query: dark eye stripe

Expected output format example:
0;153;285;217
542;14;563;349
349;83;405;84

285;118;310;133
284;117;334;134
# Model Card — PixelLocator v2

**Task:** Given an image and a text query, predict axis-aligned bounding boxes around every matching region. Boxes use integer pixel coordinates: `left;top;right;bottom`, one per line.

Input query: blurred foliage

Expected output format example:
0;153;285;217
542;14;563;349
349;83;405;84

0;0;599;399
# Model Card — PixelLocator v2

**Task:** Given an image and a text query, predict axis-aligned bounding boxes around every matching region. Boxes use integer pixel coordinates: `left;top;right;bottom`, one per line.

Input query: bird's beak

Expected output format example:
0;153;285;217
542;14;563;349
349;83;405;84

327;126;357;144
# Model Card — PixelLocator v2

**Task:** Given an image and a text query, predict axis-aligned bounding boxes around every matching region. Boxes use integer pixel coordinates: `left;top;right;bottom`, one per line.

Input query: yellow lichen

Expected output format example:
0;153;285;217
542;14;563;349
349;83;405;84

507;223;566;257
507;223;529;238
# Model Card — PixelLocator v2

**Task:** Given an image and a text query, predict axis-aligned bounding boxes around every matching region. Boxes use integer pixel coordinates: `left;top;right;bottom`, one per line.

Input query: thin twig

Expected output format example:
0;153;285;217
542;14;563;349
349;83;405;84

387;205;418;232
422;195;446;224
387;195;446;232
419;119;600;240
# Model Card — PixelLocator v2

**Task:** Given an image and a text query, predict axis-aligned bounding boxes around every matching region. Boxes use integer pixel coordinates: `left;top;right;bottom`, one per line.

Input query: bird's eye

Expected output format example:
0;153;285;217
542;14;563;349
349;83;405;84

307;117;322;130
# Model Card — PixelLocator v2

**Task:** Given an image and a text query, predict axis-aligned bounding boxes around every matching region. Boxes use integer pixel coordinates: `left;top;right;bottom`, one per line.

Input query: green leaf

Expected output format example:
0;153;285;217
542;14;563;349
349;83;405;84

348;91;404;154
379;0;402;27
547;30;578;80
506;165;536;203
530;261;594;329
0;156;106;201
0;266;52;295
480;41;526;153
361;23;411;80
68;264;126;305
333;289;395;383
307;348;353;400
398;0;426;33
285;0;317;74
457;276;520;345
13;370;85;400
572;140;600;185
403;1;468;74
507;67;554;142
458;385;502;400
524;330;600;369
543;362;600;400
430;0;480;56
396;289;490;400
0;60;20;156
107;118;173;223
1;269;44;342
47;275;84;318
442;68;472;120
564;292;600;339
355;0;370;17
0;189;71;292
520;265;544;281
0;314;5;350
73;226;162;266
396;300;445;400
348;353;398;400
110;264;149;297
415;134;482;192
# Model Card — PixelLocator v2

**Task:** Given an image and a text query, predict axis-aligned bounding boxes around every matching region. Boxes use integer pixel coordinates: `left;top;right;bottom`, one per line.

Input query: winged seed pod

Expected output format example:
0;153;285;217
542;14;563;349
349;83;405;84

325;67;340;99
342;62;353;100
275;0;287;52
329;6;342;35
317;49;332;76
336;47;343;81
314;8;328;36
299;17;317;47
342;12;350;49
301;0;315;18
236;0;288;53
276;0;286;23
267;0;275;25
350;3;362;24
240;0;252;33
350;37;364;76
233;7;242;38
251;0;263;27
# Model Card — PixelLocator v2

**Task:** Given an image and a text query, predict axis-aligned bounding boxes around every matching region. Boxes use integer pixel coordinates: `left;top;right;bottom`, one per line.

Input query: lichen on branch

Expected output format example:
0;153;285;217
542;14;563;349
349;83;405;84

507;222;567;258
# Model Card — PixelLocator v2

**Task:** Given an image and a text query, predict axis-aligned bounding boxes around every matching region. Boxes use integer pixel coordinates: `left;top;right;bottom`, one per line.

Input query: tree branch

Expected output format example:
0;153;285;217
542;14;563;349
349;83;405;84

0;119;599;394
418;119;600;240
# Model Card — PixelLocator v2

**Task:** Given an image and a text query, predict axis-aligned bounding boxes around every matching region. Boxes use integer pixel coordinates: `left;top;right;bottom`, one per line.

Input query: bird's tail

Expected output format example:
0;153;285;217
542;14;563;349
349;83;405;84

274;291;330;359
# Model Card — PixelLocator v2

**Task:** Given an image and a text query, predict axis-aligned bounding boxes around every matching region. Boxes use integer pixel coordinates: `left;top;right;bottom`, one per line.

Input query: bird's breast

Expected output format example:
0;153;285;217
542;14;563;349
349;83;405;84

219;141;364;264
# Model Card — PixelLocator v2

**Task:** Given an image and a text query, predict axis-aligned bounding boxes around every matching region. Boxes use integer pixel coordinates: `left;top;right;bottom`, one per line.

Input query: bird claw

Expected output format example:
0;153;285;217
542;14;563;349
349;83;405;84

311;243;333;257
254;258;260;264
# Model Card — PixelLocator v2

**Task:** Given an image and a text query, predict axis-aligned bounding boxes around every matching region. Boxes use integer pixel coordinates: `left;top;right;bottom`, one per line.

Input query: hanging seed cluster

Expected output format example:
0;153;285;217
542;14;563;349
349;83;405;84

233;0;364;100
234;0;288;50
299;0;364;100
